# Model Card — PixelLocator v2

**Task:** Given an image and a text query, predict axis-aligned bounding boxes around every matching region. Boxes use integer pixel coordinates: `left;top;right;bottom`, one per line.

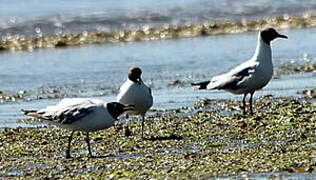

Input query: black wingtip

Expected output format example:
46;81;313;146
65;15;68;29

21;109;28;114
21;109;36;115
191;81;210;89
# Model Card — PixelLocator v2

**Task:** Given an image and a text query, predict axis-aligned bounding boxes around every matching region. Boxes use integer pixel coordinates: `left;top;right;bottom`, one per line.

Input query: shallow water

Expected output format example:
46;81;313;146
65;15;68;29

0;28;316;128
1;0;316;36
2;0;316;54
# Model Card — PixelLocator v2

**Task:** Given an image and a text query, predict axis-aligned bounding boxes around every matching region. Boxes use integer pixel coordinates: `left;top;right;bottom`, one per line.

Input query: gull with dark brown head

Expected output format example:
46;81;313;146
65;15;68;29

192;28;288;115
117;66;153;138
21;98;134;158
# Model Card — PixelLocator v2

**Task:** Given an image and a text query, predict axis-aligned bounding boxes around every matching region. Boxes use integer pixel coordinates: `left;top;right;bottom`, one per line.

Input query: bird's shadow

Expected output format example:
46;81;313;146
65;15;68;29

143;134;183;141
62;155;113;159
89;155;111;159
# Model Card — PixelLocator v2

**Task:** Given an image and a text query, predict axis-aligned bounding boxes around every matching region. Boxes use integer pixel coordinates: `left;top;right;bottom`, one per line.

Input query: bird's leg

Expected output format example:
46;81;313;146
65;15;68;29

66;131;75;159
242;93;247;115
85;132;93;157
141;114;145;138
249;91;255;115
124;113;132;136
148;115;153;135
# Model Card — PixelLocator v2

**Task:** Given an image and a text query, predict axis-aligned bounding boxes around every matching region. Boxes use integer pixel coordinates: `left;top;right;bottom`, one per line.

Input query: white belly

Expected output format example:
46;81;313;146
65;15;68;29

117;81;153;115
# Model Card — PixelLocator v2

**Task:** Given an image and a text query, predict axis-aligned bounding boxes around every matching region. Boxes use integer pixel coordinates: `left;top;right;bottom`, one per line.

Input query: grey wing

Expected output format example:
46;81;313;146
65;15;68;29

41;101;97;124
55;105;95;124
217;66;255;90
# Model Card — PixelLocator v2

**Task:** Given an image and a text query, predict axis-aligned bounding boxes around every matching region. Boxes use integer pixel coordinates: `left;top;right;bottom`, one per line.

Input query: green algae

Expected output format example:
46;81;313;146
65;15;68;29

0;90;27;103
275;63;316;76
0;96;316;179
300;88;316;98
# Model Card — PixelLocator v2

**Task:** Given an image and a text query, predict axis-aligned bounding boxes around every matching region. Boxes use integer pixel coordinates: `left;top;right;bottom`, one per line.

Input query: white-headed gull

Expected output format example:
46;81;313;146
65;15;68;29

21;98;134;158
117;66;153;138
192;28;288;115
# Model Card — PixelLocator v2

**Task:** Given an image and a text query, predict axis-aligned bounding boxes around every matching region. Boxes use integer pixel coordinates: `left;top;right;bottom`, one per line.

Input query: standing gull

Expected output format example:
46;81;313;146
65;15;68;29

117;66;153;138
192;28;287;115
21;98;134;158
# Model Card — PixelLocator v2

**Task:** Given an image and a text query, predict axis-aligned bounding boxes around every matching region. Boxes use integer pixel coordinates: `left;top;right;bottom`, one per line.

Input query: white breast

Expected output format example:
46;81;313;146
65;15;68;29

117;80;153;115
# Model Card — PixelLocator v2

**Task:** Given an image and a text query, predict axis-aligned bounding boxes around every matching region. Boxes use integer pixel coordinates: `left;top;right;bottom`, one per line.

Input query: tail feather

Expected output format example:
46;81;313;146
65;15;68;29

191;81;211;89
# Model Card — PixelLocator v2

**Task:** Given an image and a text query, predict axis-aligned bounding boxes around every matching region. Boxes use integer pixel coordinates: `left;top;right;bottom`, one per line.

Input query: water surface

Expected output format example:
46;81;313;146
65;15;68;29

1;28;315;128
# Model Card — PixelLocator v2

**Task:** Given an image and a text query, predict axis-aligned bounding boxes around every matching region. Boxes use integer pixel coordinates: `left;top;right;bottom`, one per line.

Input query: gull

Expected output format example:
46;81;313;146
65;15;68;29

192;28;288;115
117;66;153;138
21;98;134;158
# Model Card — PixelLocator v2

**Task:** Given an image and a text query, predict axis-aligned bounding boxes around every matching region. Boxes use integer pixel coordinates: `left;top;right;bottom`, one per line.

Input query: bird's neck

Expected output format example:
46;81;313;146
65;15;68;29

128;78;142;85
252;34;272;64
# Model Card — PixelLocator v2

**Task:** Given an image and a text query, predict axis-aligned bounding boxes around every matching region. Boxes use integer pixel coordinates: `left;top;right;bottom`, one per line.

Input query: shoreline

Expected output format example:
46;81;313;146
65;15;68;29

1;14;316;53
0;63;315;128
1;62;315;103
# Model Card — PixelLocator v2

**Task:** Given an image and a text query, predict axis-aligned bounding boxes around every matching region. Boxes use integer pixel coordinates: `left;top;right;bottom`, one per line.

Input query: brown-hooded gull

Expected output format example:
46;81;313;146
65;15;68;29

21;98;134;158
192;28;288;115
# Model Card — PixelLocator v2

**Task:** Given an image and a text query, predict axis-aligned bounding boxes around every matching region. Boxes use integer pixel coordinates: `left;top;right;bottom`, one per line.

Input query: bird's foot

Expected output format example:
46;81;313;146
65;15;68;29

124;126;132;137
65;154;72;159
241;108;247;116
88;154;95;158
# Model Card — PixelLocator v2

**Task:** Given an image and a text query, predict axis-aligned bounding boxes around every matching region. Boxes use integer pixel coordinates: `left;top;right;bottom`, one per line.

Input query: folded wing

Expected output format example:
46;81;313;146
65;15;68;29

25;98;101;124
207;61;257;90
